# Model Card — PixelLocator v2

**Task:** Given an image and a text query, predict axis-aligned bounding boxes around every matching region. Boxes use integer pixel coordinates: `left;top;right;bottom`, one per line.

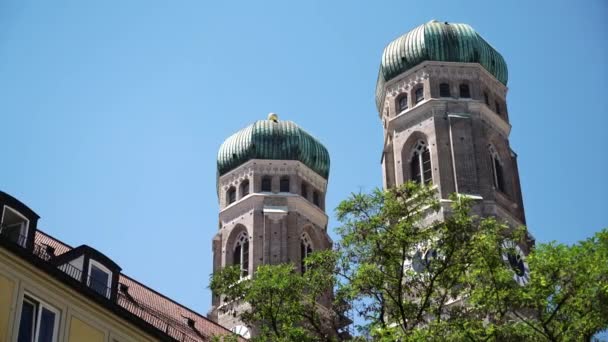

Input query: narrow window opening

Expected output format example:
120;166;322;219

233;232;249;278
459;84;470;98
484;92;489;105
410;141;432;184
312;191;320;207
489;145;506;194
301;182;308;200
240;180;249;198
398;95;408;112
415;87;424;104
261;176;272;192
439;83;450;97
495;101;501;115
300;233;313;273
280;177;290;192
227;187;236;205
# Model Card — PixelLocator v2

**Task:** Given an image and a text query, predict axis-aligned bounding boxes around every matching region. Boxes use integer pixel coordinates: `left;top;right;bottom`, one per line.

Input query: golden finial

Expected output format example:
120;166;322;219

268;113;279;122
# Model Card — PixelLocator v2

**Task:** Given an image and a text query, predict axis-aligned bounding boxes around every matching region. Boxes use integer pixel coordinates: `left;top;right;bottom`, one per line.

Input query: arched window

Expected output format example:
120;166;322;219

415;86;424;104
312;191;320;207
459;84;470;98
227;187;236;205
261;176;272;192
301;182;308;200
398;95;408;112
233;232;249;278
240;179;250;198
439;83;450;97
410;141;432;184
280;176;290;192
489;145;506;193
300;233;313;273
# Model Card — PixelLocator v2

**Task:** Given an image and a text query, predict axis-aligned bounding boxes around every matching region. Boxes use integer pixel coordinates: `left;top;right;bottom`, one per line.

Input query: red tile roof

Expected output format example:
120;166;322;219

34;230;242;341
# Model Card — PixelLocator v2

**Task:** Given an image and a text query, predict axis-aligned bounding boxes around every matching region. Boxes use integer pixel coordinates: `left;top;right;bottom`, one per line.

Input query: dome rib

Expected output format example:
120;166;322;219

375;21;508;111
217;119;330;180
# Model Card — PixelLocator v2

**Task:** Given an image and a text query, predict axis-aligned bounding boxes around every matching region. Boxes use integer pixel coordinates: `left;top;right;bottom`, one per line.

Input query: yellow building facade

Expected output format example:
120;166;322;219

0;191;239;342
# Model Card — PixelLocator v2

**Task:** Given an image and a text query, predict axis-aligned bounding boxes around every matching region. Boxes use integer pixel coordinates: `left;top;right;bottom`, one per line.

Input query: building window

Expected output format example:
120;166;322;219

233;232;249;278
300;233;313;273
301;182;308;200
398;95;408;112
17;295;60;342
88;260;112;298
484;92;489;105
410;141;432;184
240;180;249;198
439;83;450;97
280;177;290;192
312;191;320;207
495;101;501;115
227;187;236;205
261;176;272;192
459;84;470;98
415;86;424;104
0;206;29;247
489;145;506;193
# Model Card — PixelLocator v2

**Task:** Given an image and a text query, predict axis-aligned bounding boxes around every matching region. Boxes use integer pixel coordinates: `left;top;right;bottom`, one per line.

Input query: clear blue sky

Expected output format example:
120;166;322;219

1;0;606;318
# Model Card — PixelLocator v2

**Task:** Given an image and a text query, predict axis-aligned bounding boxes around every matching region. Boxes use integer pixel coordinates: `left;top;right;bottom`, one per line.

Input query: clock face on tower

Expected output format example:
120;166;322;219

231;325;251;338
501;240;530;286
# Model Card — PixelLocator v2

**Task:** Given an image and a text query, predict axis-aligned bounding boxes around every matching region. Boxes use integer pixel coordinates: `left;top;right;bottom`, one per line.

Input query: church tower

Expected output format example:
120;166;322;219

209;114;332;336
376;20;527;230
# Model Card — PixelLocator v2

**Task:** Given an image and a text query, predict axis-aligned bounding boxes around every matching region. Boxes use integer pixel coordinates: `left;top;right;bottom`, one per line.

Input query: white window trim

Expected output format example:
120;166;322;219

21;293;61;342
300;232;313;272
87;259;113;298
233;232;249;278
1;205;30;247
409;140;432;184
488;145;503;190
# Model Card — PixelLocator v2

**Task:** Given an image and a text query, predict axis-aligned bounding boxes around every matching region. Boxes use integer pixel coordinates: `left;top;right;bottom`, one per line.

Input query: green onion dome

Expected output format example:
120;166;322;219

376;20;508;110
217;114;330;179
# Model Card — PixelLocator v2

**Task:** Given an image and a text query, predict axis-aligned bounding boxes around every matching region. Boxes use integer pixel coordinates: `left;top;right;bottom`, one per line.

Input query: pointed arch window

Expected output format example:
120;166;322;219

439;83;451;97
227;187;236;205
489;145;506;193
300;233;313;273
233;232;249;278
410;141;432;184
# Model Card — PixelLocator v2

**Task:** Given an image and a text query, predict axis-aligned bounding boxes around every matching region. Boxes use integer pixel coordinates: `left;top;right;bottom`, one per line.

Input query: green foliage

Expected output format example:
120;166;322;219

210;182;608;341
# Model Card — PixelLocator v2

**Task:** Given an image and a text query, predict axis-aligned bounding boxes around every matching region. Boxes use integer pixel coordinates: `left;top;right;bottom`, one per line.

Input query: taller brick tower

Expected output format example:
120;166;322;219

376;20;526;230
209;114;332;337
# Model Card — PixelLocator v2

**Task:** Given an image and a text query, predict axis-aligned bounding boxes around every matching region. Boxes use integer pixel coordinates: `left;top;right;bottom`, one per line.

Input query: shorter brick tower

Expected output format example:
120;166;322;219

209;114;332;337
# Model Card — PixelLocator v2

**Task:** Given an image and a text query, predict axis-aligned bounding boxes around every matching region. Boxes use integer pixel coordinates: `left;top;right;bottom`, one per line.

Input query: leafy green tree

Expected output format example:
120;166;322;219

210;183;608;341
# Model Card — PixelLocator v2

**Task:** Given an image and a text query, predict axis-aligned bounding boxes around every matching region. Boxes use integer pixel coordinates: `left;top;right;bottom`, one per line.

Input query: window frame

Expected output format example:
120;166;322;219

261;176;272;192
87;259;112;298
1;205;30;247
233;232;249;278
397;94;408;112
240;180;250;198
489;145;506;194
279;177;290;193
300;233;313;273
18;293;60;342
459;84;471;98
409;140;432;185
439;83;451;98
226;187;237;205
414;86;424;104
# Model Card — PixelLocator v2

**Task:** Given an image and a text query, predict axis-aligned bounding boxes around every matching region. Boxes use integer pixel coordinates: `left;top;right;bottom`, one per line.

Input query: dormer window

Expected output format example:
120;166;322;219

398;95;408;112
1;206;29;247
280;177;290;192
88;259;112;298
261;176;272;192
439;83;450;97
